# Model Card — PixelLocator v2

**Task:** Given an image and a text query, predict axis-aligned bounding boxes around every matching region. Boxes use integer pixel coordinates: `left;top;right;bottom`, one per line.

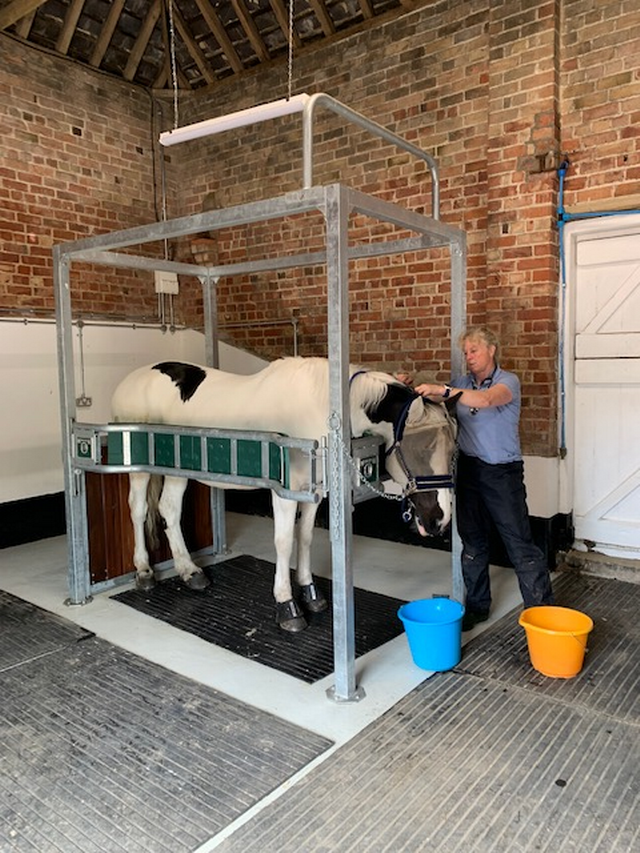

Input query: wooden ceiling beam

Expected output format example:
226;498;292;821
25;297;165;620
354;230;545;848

194;0;243;75
269;0;301;49
307;0;335;37
56;0;85;55
155;0;172;89
0;0;47;31
231;0;270;64
14;9;36;38
358;0;375;20
90;0;126;68
124;0;162;82
172;3;217;86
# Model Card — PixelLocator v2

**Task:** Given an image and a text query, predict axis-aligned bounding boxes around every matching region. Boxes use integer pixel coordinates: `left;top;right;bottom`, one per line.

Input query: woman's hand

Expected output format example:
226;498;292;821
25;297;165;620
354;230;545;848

394;372;414;386
415;383;446;398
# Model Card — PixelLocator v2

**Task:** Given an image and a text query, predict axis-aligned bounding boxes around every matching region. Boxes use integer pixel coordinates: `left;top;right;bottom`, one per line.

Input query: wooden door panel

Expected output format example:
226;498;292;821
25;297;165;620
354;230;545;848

87;473;213;582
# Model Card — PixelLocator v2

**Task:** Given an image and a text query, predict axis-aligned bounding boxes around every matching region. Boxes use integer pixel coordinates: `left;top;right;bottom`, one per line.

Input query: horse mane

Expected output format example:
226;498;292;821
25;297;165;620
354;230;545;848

263;357;402;434
263;357;398;412
348;369;401;414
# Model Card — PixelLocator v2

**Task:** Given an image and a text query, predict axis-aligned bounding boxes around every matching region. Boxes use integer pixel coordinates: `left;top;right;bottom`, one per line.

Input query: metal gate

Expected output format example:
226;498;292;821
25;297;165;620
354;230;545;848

567;213;640;558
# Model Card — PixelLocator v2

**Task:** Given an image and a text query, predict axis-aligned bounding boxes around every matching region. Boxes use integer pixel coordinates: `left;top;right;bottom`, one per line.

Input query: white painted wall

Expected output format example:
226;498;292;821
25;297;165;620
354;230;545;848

0;321;266;503
1;319;561;523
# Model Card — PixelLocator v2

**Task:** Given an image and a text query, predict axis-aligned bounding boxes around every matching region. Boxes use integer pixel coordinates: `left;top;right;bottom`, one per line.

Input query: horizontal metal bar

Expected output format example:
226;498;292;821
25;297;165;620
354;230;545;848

57;188;329;255
72;459;320;503
75;421;318;451
69;250;205;276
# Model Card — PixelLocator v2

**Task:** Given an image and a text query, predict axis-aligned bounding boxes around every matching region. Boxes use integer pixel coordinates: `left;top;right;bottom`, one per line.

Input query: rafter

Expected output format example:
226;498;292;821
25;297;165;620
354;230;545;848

231;0;270;64
307;0;335;37
0;0;47;31
194;0;244;75
124;0;162;82
55;0;85;55
14;9;36;37
90;0;126;68
155;0;172;89
269;0;302;49
172;3;217;86
357;0;375;20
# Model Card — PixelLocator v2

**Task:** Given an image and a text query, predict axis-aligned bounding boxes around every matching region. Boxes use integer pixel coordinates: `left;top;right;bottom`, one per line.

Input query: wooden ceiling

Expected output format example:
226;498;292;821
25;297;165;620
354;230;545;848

0;0;412;90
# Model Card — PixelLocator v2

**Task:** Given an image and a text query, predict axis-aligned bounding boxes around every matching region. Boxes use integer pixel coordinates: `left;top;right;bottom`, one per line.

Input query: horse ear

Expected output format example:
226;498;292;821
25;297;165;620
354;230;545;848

445;391;463;413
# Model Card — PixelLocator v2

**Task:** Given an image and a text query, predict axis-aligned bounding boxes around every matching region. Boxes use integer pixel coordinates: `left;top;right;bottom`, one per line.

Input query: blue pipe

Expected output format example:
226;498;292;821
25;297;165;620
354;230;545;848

556;160;640;455
557;160;569;456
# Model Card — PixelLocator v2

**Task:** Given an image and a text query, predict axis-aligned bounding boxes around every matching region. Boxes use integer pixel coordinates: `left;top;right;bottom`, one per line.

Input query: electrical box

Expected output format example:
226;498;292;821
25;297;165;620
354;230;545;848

154;271;179;294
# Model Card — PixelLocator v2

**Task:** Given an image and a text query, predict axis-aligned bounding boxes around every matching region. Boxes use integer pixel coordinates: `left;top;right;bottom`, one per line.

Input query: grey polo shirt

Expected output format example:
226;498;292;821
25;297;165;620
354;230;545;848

453;366;522;464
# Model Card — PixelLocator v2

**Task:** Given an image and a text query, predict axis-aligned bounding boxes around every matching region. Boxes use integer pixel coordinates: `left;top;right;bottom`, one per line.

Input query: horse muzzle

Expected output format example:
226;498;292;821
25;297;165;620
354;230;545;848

403;477;454;537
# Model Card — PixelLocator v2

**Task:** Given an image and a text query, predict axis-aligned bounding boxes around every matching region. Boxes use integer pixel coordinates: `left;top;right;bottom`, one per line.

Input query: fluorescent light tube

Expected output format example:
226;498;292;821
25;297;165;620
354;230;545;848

159;94;310;147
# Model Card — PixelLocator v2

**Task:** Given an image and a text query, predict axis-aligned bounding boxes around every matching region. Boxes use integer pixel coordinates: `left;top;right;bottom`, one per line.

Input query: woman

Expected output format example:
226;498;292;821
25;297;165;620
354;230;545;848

413;327;554;631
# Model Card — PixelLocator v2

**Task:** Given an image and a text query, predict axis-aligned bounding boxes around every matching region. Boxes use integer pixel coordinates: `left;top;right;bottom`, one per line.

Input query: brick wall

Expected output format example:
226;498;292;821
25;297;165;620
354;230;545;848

2;0;639;458
561;0;640;210
0;37;166;321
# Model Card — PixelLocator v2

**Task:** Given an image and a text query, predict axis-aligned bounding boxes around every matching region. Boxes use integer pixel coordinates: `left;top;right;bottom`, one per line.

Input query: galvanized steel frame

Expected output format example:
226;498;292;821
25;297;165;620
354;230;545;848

54;183;466;702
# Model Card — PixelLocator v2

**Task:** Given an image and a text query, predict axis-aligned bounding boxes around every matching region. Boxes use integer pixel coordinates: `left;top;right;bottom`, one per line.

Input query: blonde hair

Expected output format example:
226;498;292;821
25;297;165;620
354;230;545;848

459;326;500;360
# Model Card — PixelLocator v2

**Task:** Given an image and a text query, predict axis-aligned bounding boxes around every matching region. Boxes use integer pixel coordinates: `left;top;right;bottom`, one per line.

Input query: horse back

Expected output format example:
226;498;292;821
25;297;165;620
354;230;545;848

110;358;330;439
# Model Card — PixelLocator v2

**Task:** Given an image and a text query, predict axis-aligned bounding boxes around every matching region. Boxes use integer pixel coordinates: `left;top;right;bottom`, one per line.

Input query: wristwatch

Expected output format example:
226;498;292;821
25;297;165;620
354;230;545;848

442;385;452;399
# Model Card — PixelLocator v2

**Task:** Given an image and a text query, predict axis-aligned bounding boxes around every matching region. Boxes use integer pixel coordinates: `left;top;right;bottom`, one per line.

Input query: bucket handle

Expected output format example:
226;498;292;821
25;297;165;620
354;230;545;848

569;632;589;652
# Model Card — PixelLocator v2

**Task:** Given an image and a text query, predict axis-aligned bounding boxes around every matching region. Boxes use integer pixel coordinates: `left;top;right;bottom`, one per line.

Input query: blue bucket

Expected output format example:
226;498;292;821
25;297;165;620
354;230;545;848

398;598;465;671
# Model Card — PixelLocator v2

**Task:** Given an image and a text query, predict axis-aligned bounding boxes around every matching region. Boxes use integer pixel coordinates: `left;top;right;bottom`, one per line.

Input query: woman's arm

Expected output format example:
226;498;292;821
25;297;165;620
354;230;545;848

414;382;513;409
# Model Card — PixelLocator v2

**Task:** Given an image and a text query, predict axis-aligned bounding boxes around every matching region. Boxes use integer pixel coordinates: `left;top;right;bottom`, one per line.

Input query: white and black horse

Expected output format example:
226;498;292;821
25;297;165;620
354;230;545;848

111;357;457;631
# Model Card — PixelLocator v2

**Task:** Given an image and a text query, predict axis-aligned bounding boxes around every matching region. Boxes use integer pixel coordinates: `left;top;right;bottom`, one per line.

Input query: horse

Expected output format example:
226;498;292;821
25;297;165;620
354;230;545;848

111;356;458;632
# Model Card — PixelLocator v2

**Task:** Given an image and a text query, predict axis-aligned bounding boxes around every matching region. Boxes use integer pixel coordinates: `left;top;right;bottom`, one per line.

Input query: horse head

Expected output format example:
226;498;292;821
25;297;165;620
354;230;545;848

357;378;458;537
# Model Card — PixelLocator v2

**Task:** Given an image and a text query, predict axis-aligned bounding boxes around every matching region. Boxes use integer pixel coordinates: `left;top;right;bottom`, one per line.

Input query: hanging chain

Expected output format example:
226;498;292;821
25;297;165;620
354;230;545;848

168;0;179;129
287;0;294;100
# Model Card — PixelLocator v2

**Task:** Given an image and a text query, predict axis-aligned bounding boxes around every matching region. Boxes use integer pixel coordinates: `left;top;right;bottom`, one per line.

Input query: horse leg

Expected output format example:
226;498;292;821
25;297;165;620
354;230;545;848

128;472;157;591
271;493;307;632
158;476;210;591
296;501;327;614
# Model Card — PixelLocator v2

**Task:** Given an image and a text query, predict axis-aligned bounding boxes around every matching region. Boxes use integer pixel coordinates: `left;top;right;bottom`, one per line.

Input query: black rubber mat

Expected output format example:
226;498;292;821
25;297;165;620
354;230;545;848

0;589;93;671
214;571;640;853
1;609;332;853
112;554;407;683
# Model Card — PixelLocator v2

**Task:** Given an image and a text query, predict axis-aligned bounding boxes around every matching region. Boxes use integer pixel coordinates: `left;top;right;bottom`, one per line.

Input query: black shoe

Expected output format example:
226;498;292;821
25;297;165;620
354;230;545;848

462;609;490;632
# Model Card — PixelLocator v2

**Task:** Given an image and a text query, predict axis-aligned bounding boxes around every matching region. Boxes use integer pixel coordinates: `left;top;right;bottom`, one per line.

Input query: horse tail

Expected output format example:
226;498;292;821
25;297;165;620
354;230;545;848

145;474;164;551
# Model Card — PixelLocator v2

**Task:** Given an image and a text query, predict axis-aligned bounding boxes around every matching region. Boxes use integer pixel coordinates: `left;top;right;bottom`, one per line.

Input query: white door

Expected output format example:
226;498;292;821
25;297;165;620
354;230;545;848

566;214;640;559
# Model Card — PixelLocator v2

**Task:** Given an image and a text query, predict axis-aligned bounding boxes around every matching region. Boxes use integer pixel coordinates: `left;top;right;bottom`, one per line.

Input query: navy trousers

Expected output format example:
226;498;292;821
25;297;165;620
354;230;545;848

456;452;554;612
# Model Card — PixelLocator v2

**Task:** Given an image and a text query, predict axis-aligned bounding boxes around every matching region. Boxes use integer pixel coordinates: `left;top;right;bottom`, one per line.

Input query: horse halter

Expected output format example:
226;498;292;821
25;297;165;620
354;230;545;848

386;394;456;523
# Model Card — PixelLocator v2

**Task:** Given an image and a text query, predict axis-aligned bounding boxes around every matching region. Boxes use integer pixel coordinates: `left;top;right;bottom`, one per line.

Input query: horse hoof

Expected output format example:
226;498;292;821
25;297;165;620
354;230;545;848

185;572;210;591
135;573;156;592
299;582;328;613
275;599;308;632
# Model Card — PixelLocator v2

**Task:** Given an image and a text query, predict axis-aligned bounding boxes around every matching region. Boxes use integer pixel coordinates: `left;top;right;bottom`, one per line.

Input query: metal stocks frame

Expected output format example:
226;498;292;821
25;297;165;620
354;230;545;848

54;96;466;703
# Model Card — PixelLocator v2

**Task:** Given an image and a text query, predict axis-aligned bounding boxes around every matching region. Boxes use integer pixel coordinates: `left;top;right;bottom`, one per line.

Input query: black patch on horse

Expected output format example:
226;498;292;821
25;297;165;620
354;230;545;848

153;362;206;402
368;382;416;429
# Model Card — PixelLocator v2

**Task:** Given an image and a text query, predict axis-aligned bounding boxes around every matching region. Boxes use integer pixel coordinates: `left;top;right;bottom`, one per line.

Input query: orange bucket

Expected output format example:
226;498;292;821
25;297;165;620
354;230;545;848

518;606;594;678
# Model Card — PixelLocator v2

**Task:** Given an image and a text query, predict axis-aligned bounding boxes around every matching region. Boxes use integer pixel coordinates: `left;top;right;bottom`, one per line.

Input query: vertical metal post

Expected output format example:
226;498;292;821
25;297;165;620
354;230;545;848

324;185;364;703
53;248;91;604
202;274;228;556
202;273;220;370
450;235;467;605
